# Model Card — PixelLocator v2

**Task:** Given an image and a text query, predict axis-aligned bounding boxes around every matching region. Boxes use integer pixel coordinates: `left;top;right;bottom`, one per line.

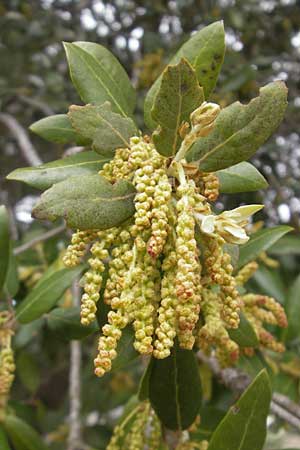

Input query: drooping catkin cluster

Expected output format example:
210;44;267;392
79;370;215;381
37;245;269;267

0;311;15;419
62;128;286;376
243;293;287;353
107;401;162;450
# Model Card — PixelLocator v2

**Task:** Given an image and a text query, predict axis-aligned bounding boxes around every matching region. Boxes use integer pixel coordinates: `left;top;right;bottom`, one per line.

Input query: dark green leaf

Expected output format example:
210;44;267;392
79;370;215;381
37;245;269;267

251;266;286;304
269;234;300;255
69;103;137;155
145;21;225;129
47;307;97;340
0;425;11;450
237;351;270;379
149;343;202;430
138;358;154;401
272;372;299;402
217;162;268;193
190;407;225;441
64;42;134;117
0;206;10;293
187;81;288;171
151;58;204;156
4;245;19;297
14;319;44;349
16;266;83;323
286;274;300;341
228;313;259;347
16;352;40;393
207;370;271;450
111;326;139;372
237;226;292;269
7;151;111;190
29;114;85;144
32;174;135;230
4;415;49;450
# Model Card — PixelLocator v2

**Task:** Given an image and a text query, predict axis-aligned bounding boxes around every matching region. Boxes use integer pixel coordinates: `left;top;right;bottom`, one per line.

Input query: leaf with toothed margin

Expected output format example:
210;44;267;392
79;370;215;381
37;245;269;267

68;102;137;156
186;81;288;172
32;174;136;230
151;58;204;157
144;21;225;129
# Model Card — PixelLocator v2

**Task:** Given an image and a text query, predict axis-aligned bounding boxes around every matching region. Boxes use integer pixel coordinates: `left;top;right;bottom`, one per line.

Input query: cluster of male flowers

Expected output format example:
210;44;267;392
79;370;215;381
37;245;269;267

0;311;15;421
63;101;287;377
106;400;208;450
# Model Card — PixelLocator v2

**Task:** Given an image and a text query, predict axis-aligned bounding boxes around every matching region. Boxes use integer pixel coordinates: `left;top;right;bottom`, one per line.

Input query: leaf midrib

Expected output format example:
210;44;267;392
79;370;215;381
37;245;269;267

71;45;127;118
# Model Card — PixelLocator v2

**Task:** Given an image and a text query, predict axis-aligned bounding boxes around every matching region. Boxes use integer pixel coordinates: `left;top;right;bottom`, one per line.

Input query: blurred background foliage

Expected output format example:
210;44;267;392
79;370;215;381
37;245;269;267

0;1;300;449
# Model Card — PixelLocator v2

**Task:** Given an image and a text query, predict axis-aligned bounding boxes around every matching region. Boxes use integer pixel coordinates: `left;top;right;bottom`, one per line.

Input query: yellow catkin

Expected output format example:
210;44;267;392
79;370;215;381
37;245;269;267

80;229;119;325
199;171;220;202
198;290;239;365
125;402;150;450
235;261;258;285
175;180;201;350
153;226;178;358
63;229;98;267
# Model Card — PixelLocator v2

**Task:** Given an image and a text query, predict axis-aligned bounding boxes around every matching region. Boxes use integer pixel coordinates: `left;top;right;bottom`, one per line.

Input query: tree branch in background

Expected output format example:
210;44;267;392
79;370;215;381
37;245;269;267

197;351;300;431
0;112;42;166
13;224;66;255
67;280;82;450
18;95;54;116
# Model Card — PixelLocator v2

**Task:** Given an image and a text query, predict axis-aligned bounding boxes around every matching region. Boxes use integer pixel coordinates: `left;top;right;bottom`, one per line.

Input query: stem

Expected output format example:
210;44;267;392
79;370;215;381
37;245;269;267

0;113;42;166
13;224;66;255
67;281;82;450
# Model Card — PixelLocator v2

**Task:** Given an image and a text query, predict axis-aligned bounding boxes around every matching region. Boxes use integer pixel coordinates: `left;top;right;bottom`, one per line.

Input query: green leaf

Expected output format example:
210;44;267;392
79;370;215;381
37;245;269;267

29;114;85;144
0;425;11;450
286;274;300;341
7;151;111;190
228;313;259;348
0;206;10;293
4;245;19;297
272;372;299;402
149;343;202;430
111;326;139;372
16;266;83;324
187;81;288;171
269;234;300;255
151;58;204;157
237;351;270;379
251;266;286;304
237;226;292;269
217;162;268;193
32;174;135;230
138;358;154;401
4;415;49;450
68;103;137;156
190;407;225;441
47;307;97;340
144;21;225;129
64;42;135;117
16;352;40;393
207;370;271;450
